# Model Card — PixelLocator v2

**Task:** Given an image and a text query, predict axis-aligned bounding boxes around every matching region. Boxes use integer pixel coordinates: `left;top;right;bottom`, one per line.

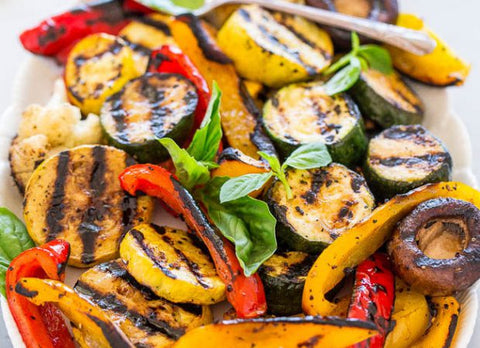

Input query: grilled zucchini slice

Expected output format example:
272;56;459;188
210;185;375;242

363;125;452;199
263;81;368;166
217;5;332;87
23;145;154;268
120;224;226;305
101;73;197;163
65;33;142;115
258;251;315;316
74;259;212;347
350;69;424;128
266;163;375;253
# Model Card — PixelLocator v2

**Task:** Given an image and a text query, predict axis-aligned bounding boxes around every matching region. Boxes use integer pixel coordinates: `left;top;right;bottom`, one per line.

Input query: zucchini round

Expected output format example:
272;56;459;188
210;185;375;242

119;224;226;305
263;81;368;166
266;163;375;253
23;145;154;268
363;125;452;199
74;259;212;347
350;69;424;128
258;251;315;316
101;72;197;163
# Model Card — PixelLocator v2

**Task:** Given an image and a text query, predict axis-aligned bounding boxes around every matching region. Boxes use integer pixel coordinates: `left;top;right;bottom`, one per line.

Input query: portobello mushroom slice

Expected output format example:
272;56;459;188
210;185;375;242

263;81;368;166
74;259;212;347
388;198;480;296
101;72;197;163
266;163;375;253
119;224;226;305
363;125;452;199
349;69;424;128
23;145;154;268
258;251;316;315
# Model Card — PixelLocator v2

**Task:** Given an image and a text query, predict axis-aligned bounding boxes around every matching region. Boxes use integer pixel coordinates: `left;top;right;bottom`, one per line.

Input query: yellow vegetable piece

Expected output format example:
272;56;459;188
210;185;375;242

386;14;470;86
119;14;175;49
411;296;460;348
302;182;480;316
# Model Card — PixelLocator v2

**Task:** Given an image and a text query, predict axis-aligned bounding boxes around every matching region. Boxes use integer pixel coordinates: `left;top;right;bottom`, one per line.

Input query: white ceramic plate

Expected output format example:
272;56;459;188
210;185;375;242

0;56;478;348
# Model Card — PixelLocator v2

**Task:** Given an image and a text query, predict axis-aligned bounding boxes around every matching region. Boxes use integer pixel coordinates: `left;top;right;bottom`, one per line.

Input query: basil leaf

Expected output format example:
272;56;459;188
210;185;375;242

323;56;362;96
0;208;35;297
220;172;273;203
322;52;353;76
283;143;332;170
358;45;393;74
137;0;204;15
200;178;277;276
258;151;281;174
187;82;223;162
159;138;210;190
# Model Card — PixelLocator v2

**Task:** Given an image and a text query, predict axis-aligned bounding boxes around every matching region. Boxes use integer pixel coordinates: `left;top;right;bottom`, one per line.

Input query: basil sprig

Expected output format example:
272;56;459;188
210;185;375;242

159;82;276;276
323;32;393;96
220;143;332;203
0;208;35;296
137;0;204;15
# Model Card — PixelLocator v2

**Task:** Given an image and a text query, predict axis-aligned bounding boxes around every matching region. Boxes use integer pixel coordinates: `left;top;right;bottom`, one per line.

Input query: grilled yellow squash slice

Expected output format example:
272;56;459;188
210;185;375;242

75;259;212;347
120;224;226;305
23;145;154;268
65;33;143;115
119;13;176;50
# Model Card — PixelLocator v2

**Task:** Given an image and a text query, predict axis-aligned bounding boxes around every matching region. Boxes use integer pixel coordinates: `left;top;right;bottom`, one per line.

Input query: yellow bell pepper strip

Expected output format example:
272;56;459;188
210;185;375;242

15;277;133;348
302;182;480;316
384;278;430;348
410;296;460;348
170;14;277;159
173;316;378;348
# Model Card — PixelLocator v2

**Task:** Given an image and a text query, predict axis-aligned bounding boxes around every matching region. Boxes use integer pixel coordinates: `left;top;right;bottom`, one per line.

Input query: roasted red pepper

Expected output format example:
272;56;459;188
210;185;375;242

6;240;74;348
348;253;395;348
123;0;155;14
19;0;129;59
149;45;211;129
119;164;267;318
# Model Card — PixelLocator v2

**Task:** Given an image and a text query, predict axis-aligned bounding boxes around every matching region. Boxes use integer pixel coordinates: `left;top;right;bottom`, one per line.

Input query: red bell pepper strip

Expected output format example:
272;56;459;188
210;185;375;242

119;164;267;318
347;253;395;348
6;240;74;348
149;45;211;129
123;0;155;14
19;0;129;58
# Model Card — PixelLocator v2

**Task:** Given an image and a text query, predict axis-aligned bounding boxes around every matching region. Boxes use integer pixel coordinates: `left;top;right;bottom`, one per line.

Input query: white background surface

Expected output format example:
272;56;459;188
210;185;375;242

0;0;479;347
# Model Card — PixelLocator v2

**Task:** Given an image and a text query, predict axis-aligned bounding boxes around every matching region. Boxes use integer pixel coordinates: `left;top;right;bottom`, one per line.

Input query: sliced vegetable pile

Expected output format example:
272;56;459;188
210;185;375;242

3;0;477;347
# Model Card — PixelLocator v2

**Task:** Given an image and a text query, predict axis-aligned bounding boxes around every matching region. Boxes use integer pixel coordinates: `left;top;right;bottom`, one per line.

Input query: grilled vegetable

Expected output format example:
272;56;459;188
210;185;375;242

65;33;143;115
350;69;424;128
217;5;332;87
119;13;175;49
388;198;480;296
363;125;452;199
173;317;378;348
23;145;154;268
171;14;276;159
386;14;470;86
120;224;225;305
258;251;315;315
267;163;375;253
74;259;212;347
263;81;367;166
101;73;197;163
302;181;480;317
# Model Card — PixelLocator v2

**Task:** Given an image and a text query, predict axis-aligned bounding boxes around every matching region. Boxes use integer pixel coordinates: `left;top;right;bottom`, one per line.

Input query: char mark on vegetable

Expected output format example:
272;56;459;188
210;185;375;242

86;313;133;348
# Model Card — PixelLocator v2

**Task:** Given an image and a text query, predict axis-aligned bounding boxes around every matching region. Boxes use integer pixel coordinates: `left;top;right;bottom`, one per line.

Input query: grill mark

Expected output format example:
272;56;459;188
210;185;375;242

443;314;459;348
86;313;133;348
382;125;425;140
46;151;70;241
138;76;167;138
134;16;172;35
78;146;108;265
109;92;129;142
370;153;448;168
301;169;328;204
122;154;139;237
283;254;315;281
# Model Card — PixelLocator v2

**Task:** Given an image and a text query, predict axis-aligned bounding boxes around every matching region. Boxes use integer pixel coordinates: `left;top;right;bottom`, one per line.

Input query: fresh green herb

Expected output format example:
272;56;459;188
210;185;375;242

323;32;393;96
137;0;204;15
0;208;34;296
220;143;332;203
199;177;277;276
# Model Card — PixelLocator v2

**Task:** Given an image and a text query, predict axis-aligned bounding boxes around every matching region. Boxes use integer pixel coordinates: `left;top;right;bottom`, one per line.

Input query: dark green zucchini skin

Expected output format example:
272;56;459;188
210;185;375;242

258;251;316;316
101;73;197;163
349;71;424;128
363;125;452;200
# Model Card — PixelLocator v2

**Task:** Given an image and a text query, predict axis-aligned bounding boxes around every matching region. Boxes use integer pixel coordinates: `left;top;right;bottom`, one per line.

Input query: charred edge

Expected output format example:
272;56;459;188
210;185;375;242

69;0;126;25
76;281;185;340
382;125;425;140
15;282;38;298
176;14;232;64
78;146;107;265
134;15;172;35
370;153;449;168
46;151;70;241
57;244;71;276
443;314;459;348
86;313;133;348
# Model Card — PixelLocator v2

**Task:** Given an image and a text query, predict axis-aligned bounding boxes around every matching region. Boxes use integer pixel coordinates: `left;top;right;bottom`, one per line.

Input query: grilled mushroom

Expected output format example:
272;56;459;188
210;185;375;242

388;198;480;296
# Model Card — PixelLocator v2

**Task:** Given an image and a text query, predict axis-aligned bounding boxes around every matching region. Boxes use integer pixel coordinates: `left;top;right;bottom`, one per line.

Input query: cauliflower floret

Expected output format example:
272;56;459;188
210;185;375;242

64;113;103;148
